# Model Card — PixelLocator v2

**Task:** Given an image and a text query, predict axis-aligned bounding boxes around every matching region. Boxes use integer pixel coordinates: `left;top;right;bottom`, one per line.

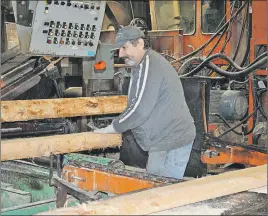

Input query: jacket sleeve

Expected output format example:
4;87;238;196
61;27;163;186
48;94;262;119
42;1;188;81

113;54;163;133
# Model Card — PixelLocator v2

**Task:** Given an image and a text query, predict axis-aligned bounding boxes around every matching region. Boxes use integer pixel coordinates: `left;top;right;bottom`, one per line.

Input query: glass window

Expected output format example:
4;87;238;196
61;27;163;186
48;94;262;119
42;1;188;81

154;0;196;35
201;0;225;33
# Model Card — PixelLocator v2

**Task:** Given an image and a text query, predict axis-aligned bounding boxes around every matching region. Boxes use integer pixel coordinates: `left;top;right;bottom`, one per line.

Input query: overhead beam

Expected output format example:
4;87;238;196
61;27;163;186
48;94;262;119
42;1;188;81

37;165;267;215
1;96;127;122
1;132;122;161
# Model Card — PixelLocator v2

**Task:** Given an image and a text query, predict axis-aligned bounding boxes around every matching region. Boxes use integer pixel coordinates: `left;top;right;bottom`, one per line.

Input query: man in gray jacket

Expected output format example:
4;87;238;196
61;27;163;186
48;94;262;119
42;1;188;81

93;26;196;179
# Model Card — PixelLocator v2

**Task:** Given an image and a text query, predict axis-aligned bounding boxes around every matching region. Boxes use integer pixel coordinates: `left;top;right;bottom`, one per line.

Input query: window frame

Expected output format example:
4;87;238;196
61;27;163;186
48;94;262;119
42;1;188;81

153;0;197;35
200;0;226;35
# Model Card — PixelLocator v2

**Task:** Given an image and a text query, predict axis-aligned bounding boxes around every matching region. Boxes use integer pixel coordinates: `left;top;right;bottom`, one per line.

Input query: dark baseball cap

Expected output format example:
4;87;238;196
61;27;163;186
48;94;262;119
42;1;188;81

111;26;145;51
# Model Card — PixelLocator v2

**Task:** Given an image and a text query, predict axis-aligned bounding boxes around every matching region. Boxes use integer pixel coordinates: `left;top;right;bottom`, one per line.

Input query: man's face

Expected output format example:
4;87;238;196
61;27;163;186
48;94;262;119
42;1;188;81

118;40;144;66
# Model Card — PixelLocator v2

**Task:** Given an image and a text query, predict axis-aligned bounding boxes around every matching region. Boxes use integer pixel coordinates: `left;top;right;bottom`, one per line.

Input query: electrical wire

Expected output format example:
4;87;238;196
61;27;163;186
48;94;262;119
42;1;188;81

171;1;248;64
129;0;134;20
209;113;244;135
228;78;249;89
206;25;229;57
258;90;268;120
217;104;260;138
205;1;237;57
230;2;249;65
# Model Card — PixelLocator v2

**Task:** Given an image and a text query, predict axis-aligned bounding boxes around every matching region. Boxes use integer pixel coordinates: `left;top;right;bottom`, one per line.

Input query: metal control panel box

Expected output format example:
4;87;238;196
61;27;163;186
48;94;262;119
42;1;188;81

29;0;106;57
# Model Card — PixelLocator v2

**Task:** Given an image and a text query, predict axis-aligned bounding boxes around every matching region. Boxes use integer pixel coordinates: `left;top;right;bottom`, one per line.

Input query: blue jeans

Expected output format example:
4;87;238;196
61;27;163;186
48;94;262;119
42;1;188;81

146;142;193;179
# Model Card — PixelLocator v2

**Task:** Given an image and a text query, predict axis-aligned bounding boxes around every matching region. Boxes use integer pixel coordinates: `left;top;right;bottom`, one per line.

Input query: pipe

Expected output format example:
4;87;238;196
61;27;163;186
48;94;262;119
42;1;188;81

1;128;64;138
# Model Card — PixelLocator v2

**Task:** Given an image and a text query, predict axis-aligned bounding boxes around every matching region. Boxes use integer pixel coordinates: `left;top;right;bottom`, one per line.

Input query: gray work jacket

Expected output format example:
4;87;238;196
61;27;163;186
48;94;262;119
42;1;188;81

113;49;196;152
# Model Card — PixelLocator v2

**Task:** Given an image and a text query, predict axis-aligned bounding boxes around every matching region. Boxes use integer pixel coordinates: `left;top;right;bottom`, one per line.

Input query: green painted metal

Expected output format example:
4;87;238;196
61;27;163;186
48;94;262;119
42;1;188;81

1;198;79;215
63;153;117;166
1;161;56;204
1;154;119;215
1;183;32;208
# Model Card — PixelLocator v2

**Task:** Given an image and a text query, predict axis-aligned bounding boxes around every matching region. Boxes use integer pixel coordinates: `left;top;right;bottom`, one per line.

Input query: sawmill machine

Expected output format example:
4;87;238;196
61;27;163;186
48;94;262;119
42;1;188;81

0;0;267;214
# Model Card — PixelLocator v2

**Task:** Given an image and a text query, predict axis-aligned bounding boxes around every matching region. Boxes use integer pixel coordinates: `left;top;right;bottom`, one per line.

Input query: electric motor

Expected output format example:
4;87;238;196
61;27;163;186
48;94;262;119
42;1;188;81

219;90;248;120
210;90;248;121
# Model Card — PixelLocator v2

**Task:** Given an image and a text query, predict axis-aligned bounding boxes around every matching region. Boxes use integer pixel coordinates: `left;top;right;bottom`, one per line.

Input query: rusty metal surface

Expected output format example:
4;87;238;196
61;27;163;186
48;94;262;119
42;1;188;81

67;159;181;184
61;159;182;196
202;146;267;166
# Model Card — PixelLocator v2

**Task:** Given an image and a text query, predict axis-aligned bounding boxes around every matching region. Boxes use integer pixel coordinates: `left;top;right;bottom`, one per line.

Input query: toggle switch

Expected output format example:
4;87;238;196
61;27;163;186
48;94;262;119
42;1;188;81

50;21;55;28
48;29;53;36
56;21;61;28
63;22;67;29
44;7;49;14
55;30;60;36
66;38;70;45
92;25;96;31
90;33;95;39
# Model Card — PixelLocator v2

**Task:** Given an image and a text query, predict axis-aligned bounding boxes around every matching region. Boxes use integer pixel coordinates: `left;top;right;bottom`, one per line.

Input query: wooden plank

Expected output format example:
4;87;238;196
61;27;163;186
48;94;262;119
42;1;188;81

1;132;121;161
38;165;267;215
1;96;128;122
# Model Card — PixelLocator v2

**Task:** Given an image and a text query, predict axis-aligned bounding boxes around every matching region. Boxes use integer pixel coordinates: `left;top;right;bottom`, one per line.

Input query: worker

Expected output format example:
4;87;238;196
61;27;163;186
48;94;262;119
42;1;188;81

93;26;196;179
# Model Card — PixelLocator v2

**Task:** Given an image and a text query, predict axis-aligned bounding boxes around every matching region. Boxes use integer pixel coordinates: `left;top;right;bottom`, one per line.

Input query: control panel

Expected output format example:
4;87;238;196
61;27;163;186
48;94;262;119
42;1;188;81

28;0;106;57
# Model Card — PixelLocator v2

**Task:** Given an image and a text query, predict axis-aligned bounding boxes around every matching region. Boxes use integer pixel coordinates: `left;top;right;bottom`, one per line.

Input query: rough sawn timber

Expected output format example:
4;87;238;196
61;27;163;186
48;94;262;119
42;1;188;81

1;96;127;122
37;165;267;215
1;132;122;161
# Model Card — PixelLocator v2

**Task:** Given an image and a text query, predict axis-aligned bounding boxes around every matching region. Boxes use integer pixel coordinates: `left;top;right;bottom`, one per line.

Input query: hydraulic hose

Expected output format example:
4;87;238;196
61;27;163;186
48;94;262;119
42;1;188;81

205;57;267;78
248;51;268;67
177;57;201;75
179;55;267;78
178;53;247;77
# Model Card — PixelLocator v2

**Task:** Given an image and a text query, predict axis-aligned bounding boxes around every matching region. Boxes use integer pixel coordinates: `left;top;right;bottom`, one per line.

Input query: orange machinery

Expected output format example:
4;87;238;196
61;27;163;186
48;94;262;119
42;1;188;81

141;0;267;167
100;0;267;169
201;0;267;167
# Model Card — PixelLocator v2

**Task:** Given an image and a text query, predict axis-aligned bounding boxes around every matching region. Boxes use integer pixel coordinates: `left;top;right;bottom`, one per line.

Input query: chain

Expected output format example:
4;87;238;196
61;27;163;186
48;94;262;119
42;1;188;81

67;160;182;185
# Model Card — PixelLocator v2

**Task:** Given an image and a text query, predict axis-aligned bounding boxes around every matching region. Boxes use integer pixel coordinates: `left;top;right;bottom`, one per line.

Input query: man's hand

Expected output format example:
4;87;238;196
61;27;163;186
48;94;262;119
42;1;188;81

93;124;117;134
